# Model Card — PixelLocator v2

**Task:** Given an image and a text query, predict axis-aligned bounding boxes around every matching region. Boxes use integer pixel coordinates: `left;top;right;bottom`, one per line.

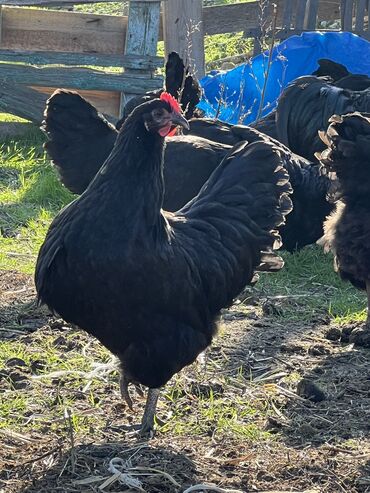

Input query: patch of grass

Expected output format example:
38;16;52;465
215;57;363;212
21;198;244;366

205;32;253;66
74;1;128;15
253;246;366;323
0;113;28;123
0;135;74;274
0;329;113;432
160;376;273;441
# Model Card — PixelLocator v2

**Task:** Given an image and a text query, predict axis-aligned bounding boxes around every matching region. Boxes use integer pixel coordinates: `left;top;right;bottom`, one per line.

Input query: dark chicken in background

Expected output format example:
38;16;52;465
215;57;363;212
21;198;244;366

43;90;331;252
36;93;292;434
318;112;370;348
118;51;202;124
46;56;369;251
312;58;370;91
275;75;370;162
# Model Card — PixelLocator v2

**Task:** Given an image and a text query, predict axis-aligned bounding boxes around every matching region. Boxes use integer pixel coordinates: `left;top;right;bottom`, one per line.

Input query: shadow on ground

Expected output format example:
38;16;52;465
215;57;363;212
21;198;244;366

0;270;50;340
2;442;198;493
221;298;370;448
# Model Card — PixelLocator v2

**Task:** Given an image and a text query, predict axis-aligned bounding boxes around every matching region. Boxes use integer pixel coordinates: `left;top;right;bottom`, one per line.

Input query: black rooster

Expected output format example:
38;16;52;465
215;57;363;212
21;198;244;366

275;75;370;162
118;51;202;124
36;93;292;433
42;89;331;252
318;112;370;348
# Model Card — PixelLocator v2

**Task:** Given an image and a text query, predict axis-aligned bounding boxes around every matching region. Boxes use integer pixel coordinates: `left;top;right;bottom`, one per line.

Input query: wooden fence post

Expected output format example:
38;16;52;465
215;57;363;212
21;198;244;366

121;0;162;116
163;0;205;78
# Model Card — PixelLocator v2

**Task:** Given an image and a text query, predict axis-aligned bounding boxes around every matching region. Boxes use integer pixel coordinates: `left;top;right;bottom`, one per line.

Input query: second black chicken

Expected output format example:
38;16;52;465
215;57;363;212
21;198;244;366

43;89;332;252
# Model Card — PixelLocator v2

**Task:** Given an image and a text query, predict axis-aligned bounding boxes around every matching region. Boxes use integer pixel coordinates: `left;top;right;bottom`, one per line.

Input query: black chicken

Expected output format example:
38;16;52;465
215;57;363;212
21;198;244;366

275;75;370;162
36;93;292;433
119;51;202;124
312;59;352;82
312;59;370;91
318;112;370;348
247;61;370;146
42;90;230;203
42;89;331;252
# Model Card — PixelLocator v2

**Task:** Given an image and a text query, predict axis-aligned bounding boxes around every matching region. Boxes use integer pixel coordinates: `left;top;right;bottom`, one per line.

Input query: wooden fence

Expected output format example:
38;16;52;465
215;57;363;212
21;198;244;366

0;0;164;120
0;0;367;121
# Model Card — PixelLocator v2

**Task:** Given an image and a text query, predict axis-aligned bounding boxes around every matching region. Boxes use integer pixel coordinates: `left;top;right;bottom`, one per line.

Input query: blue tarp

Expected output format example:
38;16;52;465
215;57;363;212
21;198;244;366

199;31;370;125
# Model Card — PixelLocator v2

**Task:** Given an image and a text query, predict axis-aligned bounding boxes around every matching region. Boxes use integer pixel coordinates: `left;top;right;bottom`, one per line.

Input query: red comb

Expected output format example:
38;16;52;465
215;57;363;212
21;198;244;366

160;92;181;113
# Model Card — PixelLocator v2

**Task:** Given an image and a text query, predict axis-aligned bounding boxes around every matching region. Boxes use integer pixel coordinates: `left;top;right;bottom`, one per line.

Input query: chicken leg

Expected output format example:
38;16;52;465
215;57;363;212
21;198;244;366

140;388;161;435
120;376;160;435
349;280;370;348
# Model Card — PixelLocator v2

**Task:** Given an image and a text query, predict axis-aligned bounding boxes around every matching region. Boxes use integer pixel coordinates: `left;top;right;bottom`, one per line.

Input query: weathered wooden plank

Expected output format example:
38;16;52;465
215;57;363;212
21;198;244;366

4;8;123;33
355;0;367;30
1;8;127;53
163;0;205;78
0;2;343;56
204;0;341;35
0;80;47;123
0;49;162;69
295;0;308;30
125;1;160;57
341;0;354;30
1;0;116;5
303;0;319;29
121;1;161;114
0;6;3;45
0;63;163;93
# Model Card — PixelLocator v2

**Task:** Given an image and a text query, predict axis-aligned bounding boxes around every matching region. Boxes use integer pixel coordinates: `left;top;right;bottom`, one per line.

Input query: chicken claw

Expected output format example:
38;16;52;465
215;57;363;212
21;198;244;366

120;376;146;410
120;376;134;410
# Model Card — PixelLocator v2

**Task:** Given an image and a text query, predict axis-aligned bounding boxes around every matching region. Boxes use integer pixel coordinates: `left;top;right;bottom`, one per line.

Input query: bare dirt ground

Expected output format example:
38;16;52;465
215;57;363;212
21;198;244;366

0;270;369;493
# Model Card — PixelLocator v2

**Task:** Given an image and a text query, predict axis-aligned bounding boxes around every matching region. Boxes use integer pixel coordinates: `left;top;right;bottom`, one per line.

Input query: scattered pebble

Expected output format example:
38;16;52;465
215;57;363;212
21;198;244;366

296;378;326;402
349;327;370;348
326;327;341;341
5;357;27;368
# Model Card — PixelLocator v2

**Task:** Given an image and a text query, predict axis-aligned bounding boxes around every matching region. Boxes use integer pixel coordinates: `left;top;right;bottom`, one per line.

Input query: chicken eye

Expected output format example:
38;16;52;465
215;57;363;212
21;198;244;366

152;109;164;121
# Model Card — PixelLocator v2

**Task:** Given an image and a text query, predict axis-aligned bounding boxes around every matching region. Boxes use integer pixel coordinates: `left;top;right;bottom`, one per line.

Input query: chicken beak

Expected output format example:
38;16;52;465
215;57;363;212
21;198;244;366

171;112;190;130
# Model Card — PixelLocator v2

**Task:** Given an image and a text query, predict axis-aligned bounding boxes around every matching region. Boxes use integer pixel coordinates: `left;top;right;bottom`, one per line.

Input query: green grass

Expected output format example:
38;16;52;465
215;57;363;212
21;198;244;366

205;32;253;66
0;124;74;274
254;246;366;324
0;329;113;432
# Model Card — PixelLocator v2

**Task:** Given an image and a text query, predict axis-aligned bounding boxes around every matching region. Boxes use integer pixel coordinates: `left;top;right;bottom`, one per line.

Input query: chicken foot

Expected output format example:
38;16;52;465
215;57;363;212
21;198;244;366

348;280;370;347
120;376;161;436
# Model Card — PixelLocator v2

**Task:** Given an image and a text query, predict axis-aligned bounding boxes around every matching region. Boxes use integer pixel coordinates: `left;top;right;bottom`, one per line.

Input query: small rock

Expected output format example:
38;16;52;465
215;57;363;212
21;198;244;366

5;357;27;368
189;381;224;398
30;359;47;374
280;342;305;354
340;325;355;343
326;327;341;341
8;370;31;390
298;423;319;438
309;344;330;356
297;378;326;402
262;301;283;316
349;327;370;348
